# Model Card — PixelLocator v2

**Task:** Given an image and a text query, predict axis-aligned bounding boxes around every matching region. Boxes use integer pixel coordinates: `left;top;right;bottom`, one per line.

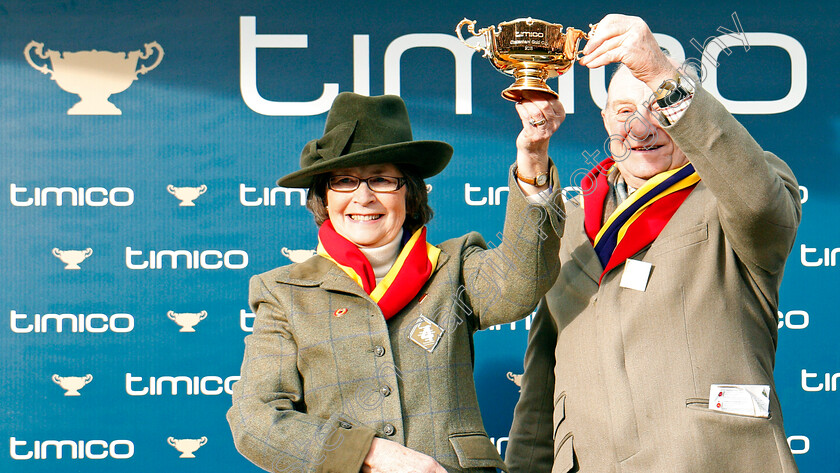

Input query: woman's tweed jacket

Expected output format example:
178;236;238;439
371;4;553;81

228;164;565;473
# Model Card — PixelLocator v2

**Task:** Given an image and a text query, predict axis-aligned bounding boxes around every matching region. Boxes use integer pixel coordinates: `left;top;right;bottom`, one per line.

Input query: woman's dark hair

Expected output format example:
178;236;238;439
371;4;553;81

305;164;434;235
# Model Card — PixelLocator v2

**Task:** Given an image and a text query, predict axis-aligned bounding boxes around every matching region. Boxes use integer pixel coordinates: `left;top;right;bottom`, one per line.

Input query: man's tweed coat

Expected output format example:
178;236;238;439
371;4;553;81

228;165;565;473
506;86;801;472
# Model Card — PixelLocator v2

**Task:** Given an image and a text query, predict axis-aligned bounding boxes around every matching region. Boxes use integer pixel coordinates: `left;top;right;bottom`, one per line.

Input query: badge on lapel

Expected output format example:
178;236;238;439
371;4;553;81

408;315;444;353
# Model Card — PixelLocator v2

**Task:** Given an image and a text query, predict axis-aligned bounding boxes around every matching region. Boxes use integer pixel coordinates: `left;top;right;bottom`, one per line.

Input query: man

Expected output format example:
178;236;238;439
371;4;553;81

506;14;800;473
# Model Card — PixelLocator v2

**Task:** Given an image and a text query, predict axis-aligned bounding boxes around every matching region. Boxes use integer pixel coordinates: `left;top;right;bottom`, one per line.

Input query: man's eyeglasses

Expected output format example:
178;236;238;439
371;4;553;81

327;175;406;193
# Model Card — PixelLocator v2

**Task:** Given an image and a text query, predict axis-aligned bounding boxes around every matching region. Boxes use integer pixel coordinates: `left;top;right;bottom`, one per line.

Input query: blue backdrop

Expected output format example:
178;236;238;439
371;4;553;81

1;0;836;471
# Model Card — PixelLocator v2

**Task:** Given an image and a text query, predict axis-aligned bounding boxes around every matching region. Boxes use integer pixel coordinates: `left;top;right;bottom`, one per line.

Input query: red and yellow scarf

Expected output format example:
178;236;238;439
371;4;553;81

316;220;440;319
583;158;700;283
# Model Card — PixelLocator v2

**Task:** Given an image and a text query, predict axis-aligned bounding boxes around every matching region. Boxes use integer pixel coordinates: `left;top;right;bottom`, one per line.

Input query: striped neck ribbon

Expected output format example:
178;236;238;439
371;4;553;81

317;220;440;320
583;158;700;283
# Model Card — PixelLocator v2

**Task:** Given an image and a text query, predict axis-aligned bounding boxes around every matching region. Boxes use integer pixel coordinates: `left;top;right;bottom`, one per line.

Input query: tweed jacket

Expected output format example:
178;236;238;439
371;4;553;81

506;87;801;473
228;165;565;473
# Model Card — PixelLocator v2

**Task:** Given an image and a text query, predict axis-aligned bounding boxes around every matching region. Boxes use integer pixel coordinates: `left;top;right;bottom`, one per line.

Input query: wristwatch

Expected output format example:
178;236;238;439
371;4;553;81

654;74;690;108
514;165;549;187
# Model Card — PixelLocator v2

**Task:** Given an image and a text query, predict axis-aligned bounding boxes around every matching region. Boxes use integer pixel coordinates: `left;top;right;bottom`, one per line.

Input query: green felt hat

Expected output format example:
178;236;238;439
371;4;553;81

277;93;453;188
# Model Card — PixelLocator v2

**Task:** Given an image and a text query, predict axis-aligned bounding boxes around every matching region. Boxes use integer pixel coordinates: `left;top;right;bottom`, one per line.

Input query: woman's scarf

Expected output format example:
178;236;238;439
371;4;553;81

583;158;700;283
316;220;440;319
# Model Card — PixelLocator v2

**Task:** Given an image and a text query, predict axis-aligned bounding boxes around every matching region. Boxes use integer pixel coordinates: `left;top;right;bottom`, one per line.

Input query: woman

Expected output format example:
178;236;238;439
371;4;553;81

228;92;565;473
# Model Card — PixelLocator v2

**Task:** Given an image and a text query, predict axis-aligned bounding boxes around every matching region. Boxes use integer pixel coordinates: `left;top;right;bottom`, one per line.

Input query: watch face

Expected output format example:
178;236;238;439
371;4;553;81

536;174;548;186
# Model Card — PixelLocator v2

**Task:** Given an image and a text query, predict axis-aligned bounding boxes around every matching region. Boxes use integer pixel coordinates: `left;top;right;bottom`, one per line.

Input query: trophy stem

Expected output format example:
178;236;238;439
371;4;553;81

502;67;558;102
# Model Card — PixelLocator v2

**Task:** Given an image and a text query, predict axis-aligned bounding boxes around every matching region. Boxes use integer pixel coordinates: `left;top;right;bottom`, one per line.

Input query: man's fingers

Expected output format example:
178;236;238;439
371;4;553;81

581;14;628;54
582;47;624;69
580;34;625;67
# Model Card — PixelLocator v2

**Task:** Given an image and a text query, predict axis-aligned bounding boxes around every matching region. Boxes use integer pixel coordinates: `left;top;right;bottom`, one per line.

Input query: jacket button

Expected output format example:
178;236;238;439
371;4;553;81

374;345;386;357
383;423;396;436
338;421;352;429
379;385;391;397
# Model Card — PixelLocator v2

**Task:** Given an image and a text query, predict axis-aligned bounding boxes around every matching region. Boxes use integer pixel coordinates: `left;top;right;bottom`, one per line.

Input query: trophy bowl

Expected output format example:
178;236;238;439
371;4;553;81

457;17;592;101
167;185;207;206
24;40;164;115
52;374;93;396
167;310;207;332
167;437;207;458
52;248;93;270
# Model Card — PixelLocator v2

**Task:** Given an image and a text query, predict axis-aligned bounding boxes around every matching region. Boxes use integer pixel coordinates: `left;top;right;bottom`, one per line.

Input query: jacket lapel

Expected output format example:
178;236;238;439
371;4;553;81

568;209;603;283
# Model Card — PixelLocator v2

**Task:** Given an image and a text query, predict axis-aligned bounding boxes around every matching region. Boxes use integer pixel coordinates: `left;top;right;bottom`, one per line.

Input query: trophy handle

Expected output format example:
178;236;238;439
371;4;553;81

83;248;93;257
456;19;490;56
167;310;177;321
167;437;177;446
198;437;208;446
24;41;54;76
573;24;597;60
52;248;62;257
166;184;177;195
281;247;290;257
198;310;207;320
197;184;207;195
137;41;164;76
52;374;62;384
83;374;93;384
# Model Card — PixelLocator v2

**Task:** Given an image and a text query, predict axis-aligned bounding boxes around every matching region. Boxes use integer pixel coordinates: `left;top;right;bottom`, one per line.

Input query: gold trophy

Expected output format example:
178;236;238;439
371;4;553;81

457;17;593;101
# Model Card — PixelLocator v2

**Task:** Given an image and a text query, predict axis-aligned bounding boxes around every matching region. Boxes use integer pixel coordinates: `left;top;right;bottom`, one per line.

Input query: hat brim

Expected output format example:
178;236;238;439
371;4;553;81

277;140;453;188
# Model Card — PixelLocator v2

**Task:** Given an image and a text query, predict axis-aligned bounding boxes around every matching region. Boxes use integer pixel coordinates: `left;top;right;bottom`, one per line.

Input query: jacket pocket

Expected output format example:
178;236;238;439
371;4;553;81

686;398;773;420
648;222;708;257
551;432;575;473
551;394;574;473
552;393;566;439
448;432;508;472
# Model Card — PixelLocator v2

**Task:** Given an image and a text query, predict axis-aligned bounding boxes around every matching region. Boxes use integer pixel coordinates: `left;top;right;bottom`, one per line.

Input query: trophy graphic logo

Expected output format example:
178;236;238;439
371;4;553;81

24;40;164;115
457;17;592;101
167;185;207;206
53;248;92;270
408;316;445;353
167;310;207;332
52;374;93;396
506;372;523;392
281;247;316;263
167;437;207;458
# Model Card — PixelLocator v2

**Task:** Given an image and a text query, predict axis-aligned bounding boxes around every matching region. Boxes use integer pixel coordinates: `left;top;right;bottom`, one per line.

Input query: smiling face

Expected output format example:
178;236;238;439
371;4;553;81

602;67;689;189
326;163;407;248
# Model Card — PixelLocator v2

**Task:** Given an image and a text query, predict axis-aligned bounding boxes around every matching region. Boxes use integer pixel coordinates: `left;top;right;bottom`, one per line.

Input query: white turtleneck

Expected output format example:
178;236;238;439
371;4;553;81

358;229;404;285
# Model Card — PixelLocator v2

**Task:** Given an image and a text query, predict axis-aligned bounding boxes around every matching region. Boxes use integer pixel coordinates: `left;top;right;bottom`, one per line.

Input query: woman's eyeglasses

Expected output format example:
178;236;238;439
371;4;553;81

327;175;406;193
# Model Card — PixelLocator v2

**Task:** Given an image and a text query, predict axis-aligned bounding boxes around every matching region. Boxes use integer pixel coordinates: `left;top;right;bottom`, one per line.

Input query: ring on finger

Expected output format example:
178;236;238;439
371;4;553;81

528;117;547;127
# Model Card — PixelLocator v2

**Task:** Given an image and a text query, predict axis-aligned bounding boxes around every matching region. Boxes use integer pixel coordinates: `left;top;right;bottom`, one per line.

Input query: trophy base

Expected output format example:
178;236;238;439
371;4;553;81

67;98;122;115
501;81;559;102
502;66;559;102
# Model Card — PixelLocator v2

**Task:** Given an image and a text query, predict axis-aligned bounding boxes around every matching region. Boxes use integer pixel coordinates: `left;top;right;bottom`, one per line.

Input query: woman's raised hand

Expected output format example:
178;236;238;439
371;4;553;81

514;90;564;194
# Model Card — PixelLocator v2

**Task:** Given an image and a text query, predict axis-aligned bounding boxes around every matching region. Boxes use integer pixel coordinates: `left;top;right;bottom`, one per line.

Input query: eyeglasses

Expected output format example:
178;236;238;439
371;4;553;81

327;175;406;193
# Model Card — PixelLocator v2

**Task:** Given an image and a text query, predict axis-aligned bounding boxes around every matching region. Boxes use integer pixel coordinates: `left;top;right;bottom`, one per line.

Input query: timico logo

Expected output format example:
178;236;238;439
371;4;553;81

10;437;134;460
125;373;239;395
10;311;135;333
10;184;134;207
125;247;248;270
